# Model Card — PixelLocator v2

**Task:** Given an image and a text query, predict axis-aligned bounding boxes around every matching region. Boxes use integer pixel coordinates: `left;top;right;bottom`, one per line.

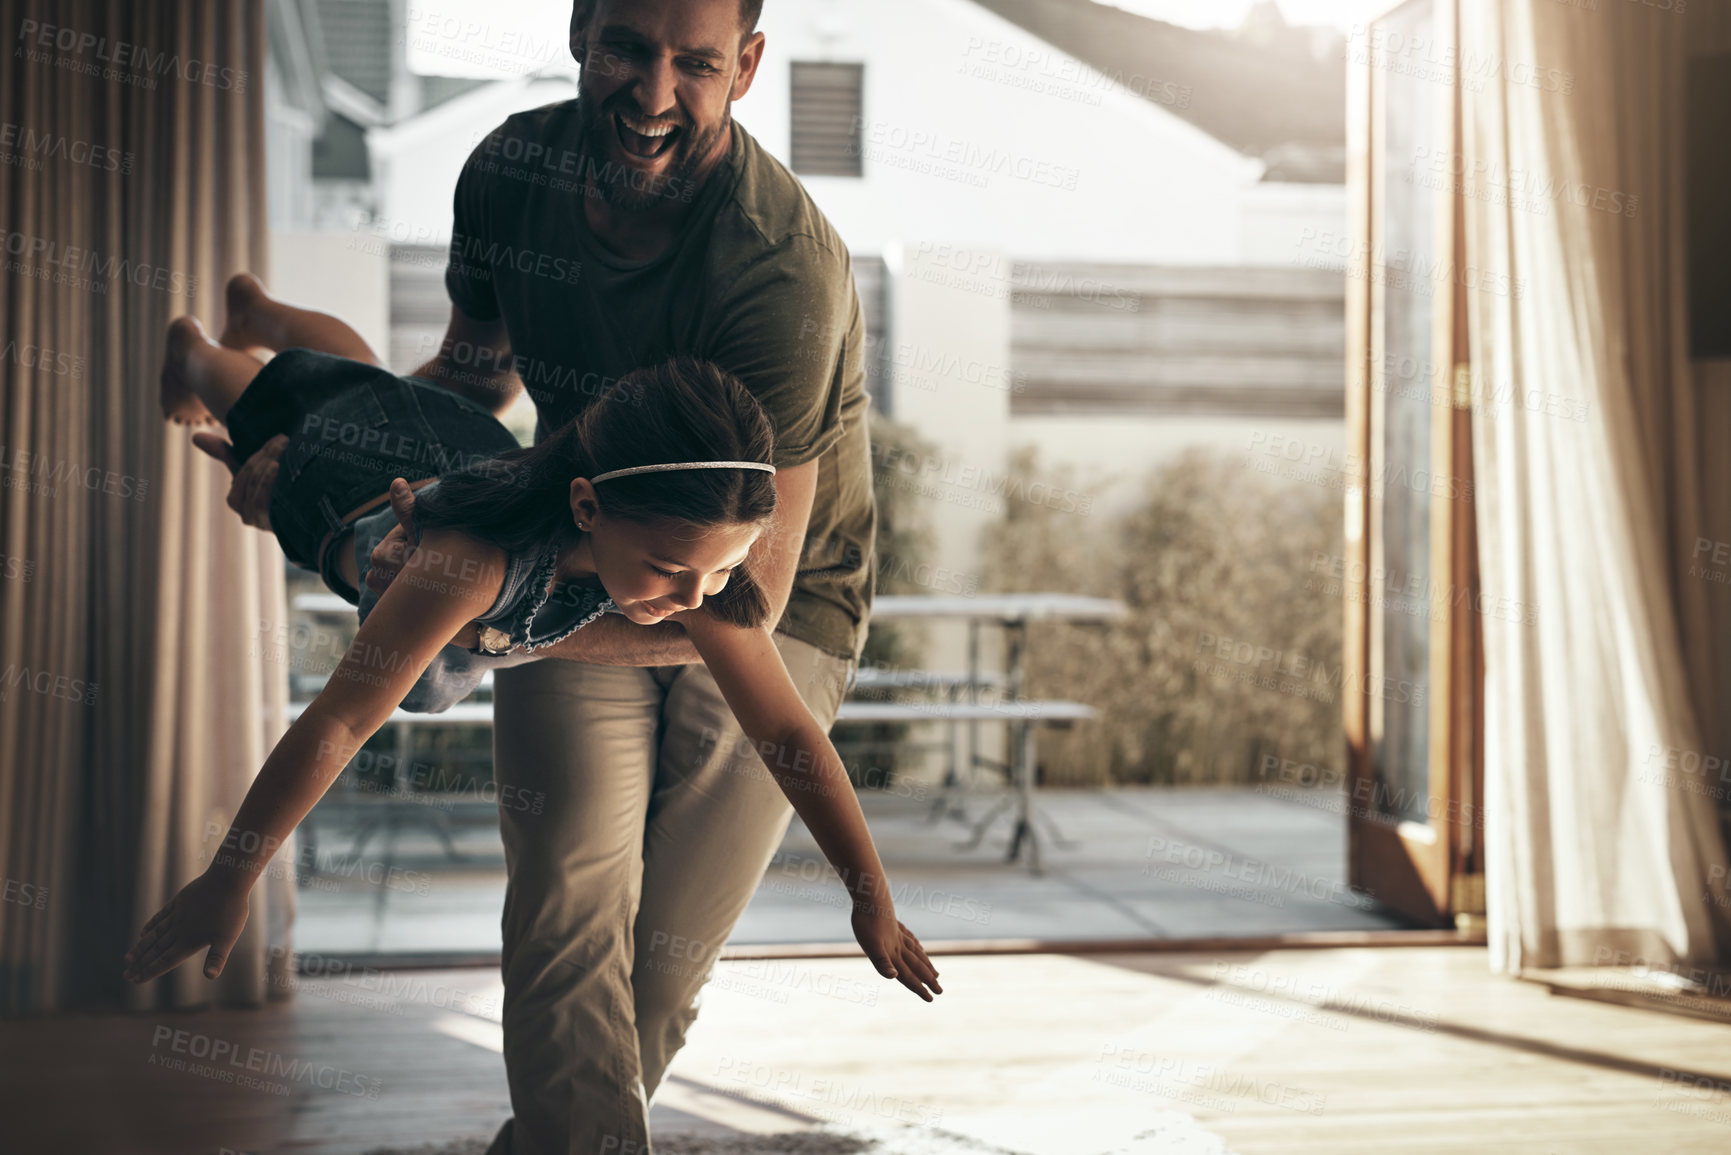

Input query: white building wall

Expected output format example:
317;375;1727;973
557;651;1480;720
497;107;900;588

883;240;1014;589
264;57;319;231
1239;180;1348;264
369;75;579;242
745;0;1263;264
267;231;392;359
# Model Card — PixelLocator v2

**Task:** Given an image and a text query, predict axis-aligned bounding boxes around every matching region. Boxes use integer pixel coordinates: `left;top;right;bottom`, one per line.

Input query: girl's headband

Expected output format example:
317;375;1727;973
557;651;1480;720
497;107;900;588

590;460;777;484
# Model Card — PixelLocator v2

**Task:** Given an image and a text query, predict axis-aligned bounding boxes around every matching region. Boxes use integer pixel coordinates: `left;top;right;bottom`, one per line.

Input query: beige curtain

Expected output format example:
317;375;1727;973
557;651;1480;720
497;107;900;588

1460;0;1731;972
0;0;294;1016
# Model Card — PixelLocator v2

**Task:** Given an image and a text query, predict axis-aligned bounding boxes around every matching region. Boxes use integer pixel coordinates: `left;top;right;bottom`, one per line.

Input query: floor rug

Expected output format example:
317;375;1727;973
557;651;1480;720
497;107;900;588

360;1113;1236;1155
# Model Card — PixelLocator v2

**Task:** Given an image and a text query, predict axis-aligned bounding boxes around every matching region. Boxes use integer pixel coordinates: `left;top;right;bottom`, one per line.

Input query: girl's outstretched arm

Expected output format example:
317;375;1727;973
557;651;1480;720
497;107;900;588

680;612;943;1003
123;529;506;984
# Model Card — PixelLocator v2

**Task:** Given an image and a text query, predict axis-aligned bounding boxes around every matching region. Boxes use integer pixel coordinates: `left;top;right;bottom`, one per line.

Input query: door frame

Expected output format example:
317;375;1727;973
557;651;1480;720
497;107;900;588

1343;0;1485;927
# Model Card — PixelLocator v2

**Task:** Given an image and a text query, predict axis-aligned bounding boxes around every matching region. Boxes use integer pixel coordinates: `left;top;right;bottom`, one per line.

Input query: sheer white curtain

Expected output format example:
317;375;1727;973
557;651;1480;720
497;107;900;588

1460;0;1731;972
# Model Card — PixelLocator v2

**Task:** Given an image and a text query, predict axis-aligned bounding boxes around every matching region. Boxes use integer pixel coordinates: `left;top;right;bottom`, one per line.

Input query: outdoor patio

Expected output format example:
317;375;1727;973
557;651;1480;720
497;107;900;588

294;785;1402;958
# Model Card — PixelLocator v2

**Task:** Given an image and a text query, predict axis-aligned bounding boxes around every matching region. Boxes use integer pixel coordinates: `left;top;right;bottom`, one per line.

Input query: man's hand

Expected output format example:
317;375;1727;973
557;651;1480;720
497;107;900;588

365;478;420;596
192;432;288;532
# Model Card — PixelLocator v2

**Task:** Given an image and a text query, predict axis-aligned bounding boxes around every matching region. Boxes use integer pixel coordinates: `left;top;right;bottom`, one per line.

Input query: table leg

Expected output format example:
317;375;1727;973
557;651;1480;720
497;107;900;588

932;619;986;827
346;718;411;862
1005;620;1026;701
966;618;981;779
1006;719;1042;875
957;794;1014;852
1005;621;1025;836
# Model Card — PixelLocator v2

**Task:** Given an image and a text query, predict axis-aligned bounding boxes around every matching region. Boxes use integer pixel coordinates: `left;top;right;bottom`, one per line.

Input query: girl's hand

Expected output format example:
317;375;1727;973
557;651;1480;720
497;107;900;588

851;898;942;1002
122;870;253;984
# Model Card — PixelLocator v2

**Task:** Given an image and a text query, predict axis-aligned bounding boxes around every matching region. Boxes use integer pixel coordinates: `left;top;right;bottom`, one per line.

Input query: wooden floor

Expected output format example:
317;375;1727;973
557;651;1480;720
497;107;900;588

3;945;1729;1154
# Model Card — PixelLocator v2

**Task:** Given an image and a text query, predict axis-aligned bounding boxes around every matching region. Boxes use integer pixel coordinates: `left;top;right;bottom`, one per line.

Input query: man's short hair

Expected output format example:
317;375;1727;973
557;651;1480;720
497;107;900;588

575;1;764;39
739;0;764;36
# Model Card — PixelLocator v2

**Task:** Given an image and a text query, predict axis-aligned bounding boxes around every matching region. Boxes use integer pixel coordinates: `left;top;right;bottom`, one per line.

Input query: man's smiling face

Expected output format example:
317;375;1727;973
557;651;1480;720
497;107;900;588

569;0;764;213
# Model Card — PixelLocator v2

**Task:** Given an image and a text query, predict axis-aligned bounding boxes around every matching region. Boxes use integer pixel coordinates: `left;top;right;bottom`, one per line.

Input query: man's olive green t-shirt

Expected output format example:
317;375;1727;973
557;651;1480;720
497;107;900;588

444;101;875;662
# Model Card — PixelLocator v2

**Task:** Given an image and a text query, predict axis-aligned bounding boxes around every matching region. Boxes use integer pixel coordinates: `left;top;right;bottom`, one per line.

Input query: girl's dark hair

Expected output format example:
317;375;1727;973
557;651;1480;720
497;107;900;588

412;356;778;628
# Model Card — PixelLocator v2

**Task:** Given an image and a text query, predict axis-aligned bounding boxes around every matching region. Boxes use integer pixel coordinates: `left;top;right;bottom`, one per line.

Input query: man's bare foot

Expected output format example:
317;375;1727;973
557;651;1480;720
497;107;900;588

161;316;217;427
218;272;274;360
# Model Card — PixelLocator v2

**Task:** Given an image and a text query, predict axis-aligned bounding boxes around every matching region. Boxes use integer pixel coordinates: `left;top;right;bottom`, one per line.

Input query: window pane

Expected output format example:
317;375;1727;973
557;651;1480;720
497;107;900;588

1372;0;1435;825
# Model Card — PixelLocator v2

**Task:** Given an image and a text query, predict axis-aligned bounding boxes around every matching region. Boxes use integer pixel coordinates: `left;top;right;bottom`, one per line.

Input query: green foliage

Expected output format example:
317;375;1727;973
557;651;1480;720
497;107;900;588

860;406;939;656
831;407;940;789
981;444;1344;786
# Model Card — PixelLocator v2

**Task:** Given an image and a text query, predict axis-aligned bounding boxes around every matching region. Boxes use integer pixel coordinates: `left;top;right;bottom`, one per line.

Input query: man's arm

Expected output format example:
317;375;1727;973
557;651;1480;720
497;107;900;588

365;461;819;667
753;457;819;627
413;304;524;417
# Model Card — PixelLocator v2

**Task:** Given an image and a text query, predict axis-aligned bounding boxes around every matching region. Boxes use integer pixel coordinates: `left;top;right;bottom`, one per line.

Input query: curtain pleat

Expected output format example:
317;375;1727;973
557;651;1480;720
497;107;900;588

0;0;291;1017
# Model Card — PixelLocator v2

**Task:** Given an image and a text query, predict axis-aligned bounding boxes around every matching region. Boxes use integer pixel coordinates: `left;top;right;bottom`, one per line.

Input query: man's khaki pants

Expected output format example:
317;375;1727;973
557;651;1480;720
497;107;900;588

483;630;855;1155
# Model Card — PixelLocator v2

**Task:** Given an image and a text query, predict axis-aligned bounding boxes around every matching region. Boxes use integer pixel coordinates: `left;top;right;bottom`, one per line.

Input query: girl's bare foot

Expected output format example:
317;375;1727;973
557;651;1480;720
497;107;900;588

218;272;274;360
161;315;217;427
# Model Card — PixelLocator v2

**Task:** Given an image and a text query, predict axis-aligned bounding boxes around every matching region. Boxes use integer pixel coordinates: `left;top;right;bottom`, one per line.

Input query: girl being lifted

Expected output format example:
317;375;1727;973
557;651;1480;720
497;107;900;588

122;275;941;1003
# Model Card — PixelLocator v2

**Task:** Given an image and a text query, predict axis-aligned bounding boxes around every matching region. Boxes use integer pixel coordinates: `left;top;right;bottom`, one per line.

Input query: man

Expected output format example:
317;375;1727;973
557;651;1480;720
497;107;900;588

201;1;878;1150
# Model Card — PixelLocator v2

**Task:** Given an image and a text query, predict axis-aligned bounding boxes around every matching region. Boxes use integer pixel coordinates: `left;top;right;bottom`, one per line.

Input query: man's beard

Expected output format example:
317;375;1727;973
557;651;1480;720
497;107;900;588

573;94;727;213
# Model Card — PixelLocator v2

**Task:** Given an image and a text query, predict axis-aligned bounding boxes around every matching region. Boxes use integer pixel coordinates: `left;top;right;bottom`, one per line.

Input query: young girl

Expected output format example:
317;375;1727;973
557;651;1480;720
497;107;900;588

122;275;941;1002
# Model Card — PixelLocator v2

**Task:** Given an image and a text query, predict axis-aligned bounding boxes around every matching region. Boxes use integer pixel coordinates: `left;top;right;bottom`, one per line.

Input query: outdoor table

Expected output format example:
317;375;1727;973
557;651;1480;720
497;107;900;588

861;594;1128;872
